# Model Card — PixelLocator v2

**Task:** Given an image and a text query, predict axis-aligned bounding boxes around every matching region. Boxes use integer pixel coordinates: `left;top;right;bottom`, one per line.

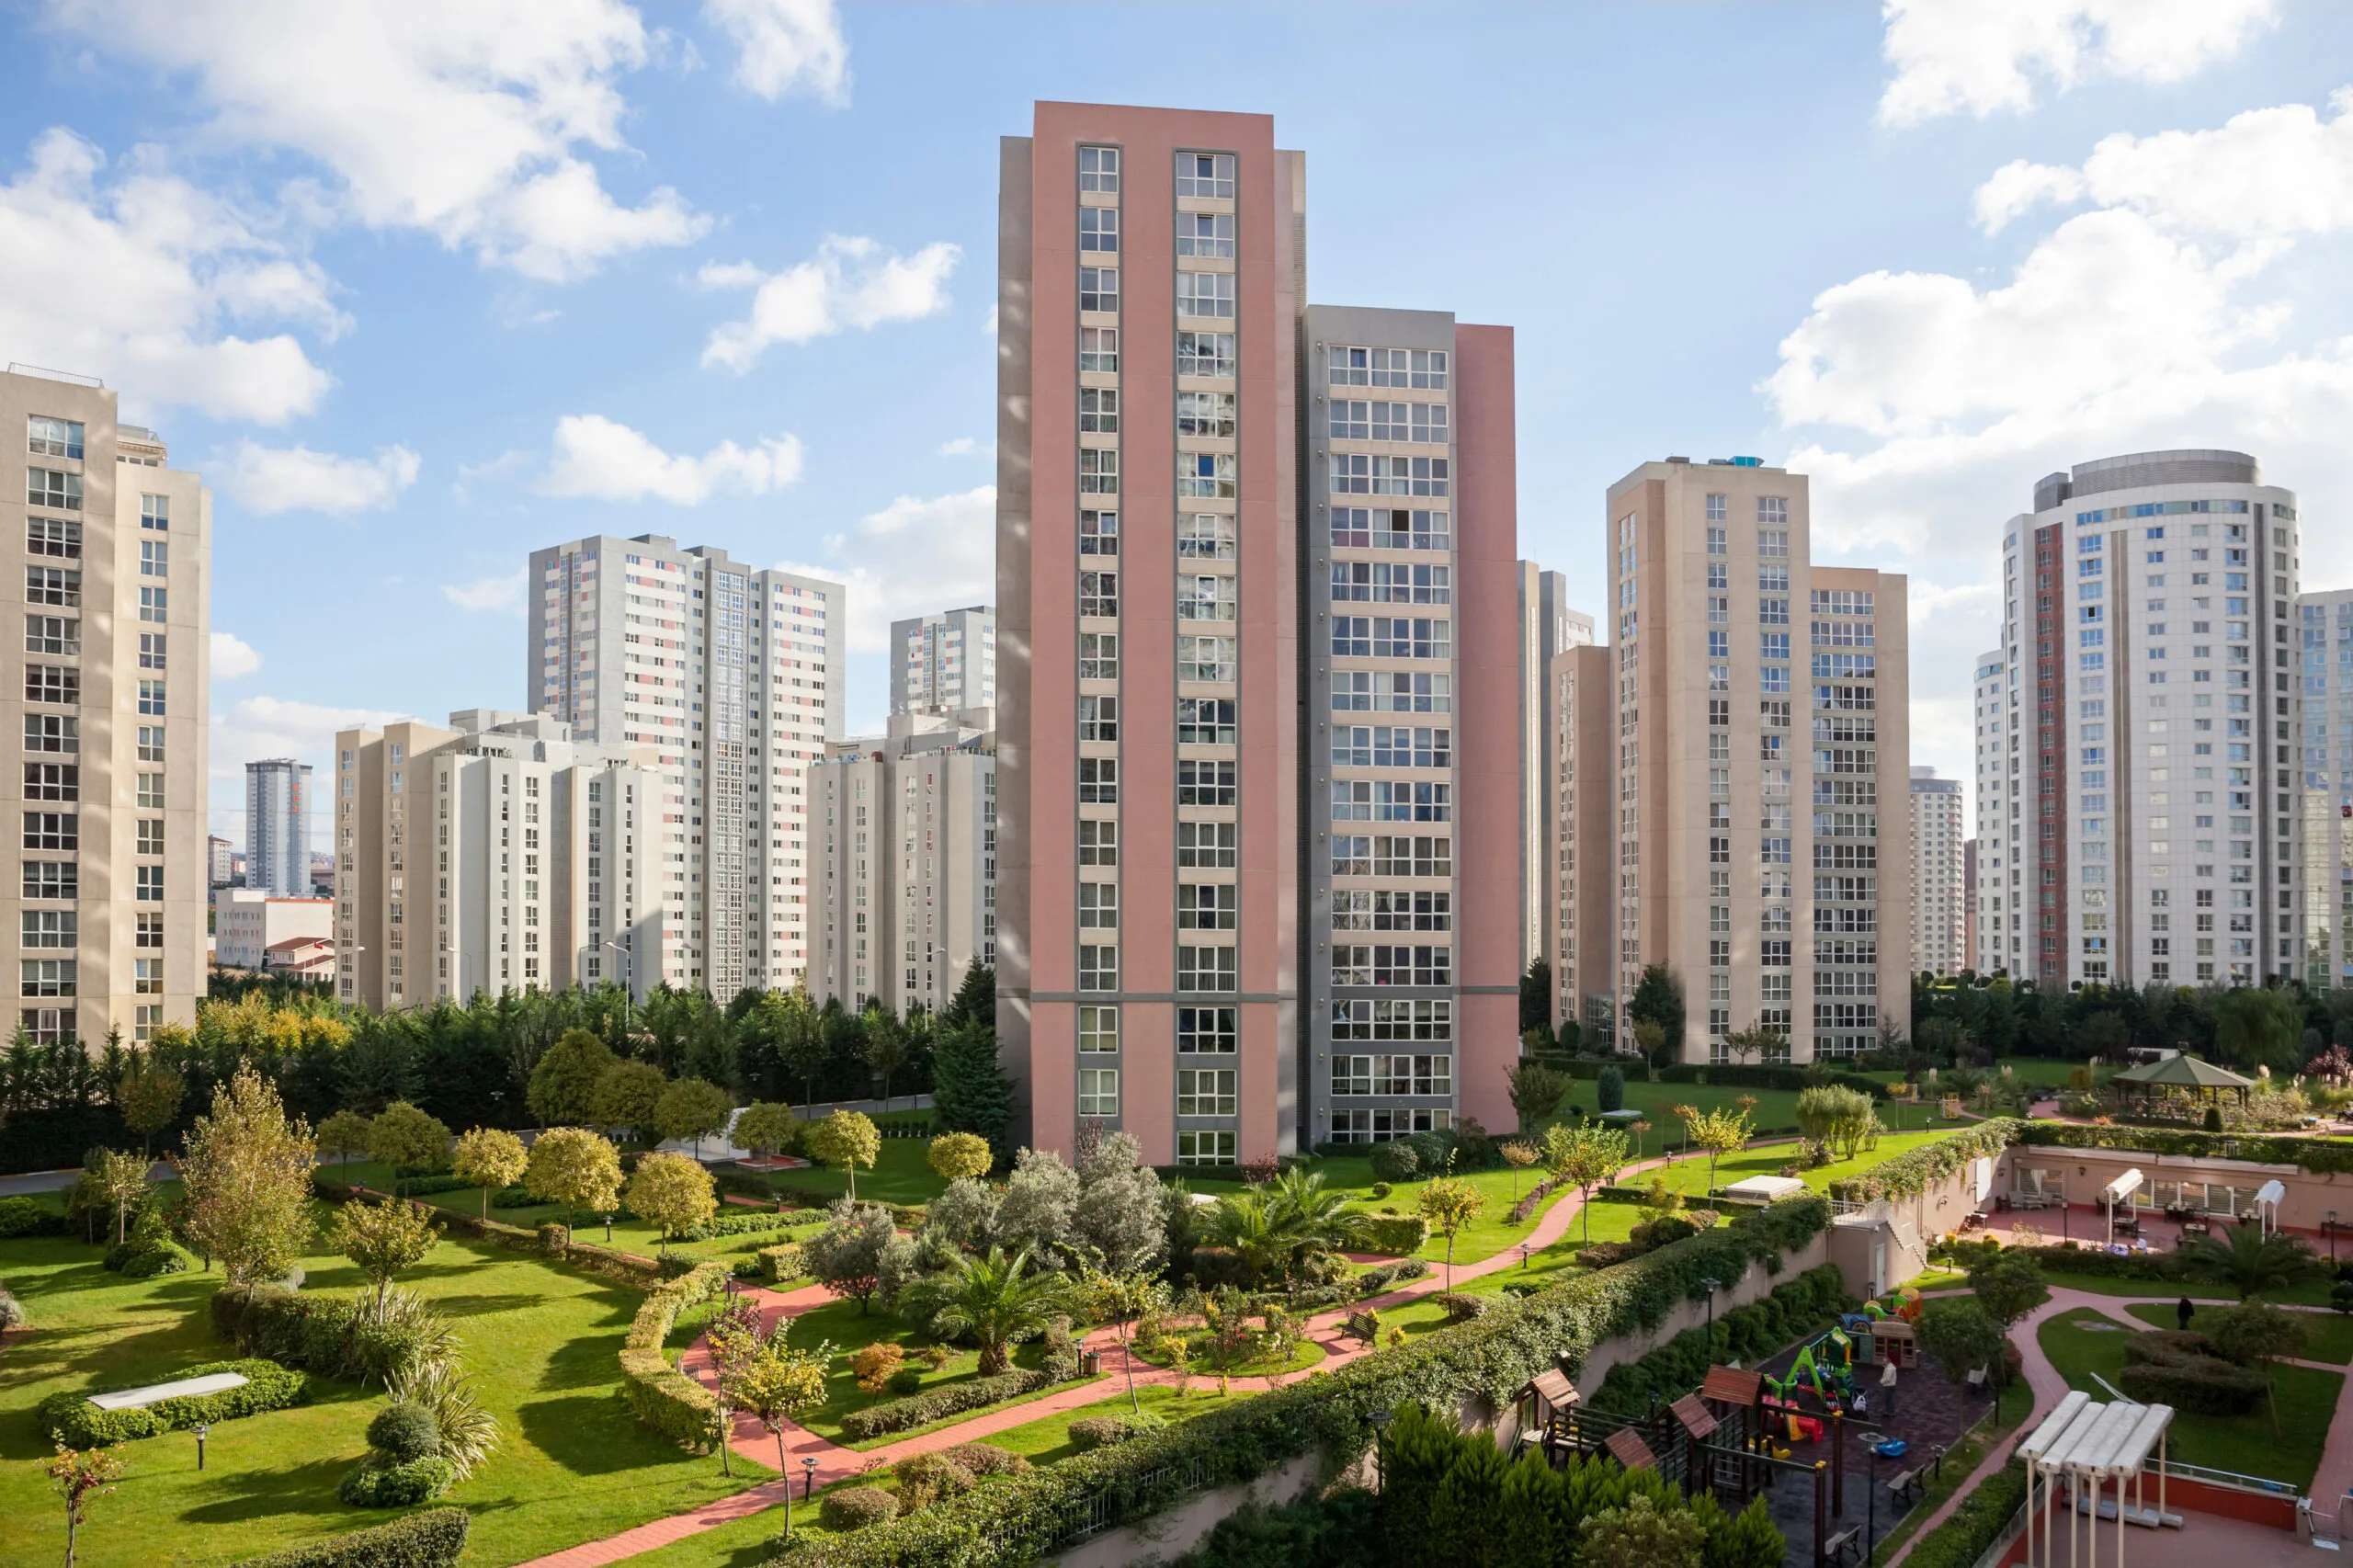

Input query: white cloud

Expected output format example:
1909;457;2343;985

441;566;528;612
1877;0;2277;127
0;128;336;423
536;413;803;503
218;440;420;514
210;695;414;785
699;233;961;372
702;0;848;102
780;484;994;653
210;631;262;678
983;302;998;336
938;437;987;457
47;0;710;282
1972;159;2086;233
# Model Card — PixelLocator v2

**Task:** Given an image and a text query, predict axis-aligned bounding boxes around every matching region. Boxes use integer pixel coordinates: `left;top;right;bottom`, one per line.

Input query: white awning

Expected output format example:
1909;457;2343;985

2019;1392;2173;1478
2256;1179;2286;1208
2101;1168;2144;1206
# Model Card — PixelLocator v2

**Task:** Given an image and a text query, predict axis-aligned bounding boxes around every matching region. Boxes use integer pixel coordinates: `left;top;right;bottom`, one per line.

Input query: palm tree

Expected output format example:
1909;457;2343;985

900;1244;1074;1374
1203;1189;1287;1286
2174;1219;2325;1301
1263;1167;1367;1281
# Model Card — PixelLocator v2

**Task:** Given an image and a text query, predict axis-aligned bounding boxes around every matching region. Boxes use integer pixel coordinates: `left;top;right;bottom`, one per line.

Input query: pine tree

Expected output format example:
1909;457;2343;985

1430;1438;1511;1568
931;1021;1016;1161
942;960;995;1031
1495;1451;1574;1568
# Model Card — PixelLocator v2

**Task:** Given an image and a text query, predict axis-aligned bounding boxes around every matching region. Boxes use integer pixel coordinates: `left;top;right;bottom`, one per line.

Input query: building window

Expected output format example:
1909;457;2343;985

138;726;165;763
142;494;168;529
20;959;74;997
1176;152;1235;199
1178;452;1236;498
1077;1067;1120;1118
1079;387;1119;433
1078;447;1119;495
28;517;80;558
139;680;165;716
1078;943;1119;992
1078;508;1119;557
140;633;165;670
1080;326;1119;373
21;812;75;851
1176;211;1234;257
1178;574;1236;621
1176;332;1236;379
1176;882;1237;929
137;818;165;856
21;911;74;949
1079;145;1120;193
1176;1130;1235;1166
1077;881;1119;930
22;763;76;801
1078;1005;1120;1052
1177;945;1238;993
135;773;164;809
1078;694;1119;743
1176;760;1236;807
1079;267;1119;315
1178;1006;1237;1053
24;617;77;656
1176;698;1236;745
25;567;78;607
136;914;163;949
28;416;85;459
1078;206;1119;253
141;539;168;577
1176;1067;1238;1116
1177;820;1236;867
1078;569;1118;619
1177;391;1236;437
21;1006;74;1043
1078;819;1119;866
27;470;82;511
134;958;162;995
136;865;164;903
1077;758;1118;803
1079;631;1120;681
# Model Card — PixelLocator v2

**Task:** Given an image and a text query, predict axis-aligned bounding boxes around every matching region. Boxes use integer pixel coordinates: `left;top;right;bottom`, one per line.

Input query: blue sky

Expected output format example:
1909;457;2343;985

6;0;2351;850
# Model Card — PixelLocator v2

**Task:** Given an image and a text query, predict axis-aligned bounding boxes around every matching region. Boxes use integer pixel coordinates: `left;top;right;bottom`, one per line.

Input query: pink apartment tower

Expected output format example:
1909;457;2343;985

995;102;1518;1164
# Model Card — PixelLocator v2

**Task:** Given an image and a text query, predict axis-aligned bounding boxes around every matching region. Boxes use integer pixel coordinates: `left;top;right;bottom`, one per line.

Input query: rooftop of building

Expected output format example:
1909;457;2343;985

2032;449;2264;512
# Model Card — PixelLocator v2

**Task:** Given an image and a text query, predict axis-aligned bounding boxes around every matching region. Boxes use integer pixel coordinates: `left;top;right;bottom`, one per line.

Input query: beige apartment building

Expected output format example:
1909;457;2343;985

215;890;330;971
335;710;662;1008
1572;457;1913;1062
1518;564;1593;978
1551;641;1613;1041
1910;766;1965;976
1;366;209;1044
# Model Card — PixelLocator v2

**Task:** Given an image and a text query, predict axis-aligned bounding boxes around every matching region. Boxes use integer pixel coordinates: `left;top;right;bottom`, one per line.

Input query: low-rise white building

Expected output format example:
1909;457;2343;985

214;891;332;971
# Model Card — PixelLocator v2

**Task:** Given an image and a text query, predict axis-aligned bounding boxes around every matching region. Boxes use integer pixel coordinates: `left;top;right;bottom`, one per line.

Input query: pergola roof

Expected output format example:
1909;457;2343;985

2019;1390;2175;1478
2109;1054;2257;1090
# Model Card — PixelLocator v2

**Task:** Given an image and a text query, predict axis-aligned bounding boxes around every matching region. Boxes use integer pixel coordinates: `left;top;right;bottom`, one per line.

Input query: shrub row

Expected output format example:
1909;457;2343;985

231;1507;470;1568
1353;1257;1430;1297
2119;1330;2267;1415
756;1242;806;1283
1353;1215;1429;1256
40;1358;307;1447
2018;1244;2174;1282
837;1367;1055;1442
618;1259;732;1451
1824;1119;2021;1202
781;1194;1834;1568
1654;1062;1893;1099
1507;1176;1561;1224
2016;1121;2353;1175
680;1209;807;1242
1893;1460;2027;1568
1589;1264;1852;1414
312;1175;672;1290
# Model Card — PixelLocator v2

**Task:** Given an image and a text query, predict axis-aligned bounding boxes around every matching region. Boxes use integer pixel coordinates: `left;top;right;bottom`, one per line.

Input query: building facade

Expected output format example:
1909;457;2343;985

1518;562;1594;977
2;366;210;1044
1963;836;1979;972
335;710;662;1009
1991;451;2301;988
215;890;331;970
891;607;996;716
207;834;233;889
1909;766;1964;976
526;535;845;995
1971;649;2008;973
1570;457;1912;1062
808;710;997;1016
2295;588;2353;986
244;758;311;898
1550;642;1614;1042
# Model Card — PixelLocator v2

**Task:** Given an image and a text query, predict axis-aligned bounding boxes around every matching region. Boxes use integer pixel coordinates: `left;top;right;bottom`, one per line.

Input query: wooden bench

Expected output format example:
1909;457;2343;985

1886;1468;1925;1505
1824;1527;1862;1567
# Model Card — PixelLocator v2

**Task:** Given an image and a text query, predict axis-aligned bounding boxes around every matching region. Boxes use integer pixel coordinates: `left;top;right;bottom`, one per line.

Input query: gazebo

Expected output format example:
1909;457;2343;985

2106;1054;2256;1116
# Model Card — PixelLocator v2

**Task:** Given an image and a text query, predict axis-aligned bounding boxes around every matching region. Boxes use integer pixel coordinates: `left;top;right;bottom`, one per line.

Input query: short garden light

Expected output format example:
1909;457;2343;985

801;1455;818;1499
191;1422;210;1471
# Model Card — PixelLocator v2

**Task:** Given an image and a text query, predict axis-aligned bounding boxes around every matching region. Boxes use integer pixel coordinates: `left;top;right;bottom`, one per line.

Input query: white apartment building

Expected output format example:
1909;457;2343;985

215;890;330;971
2;367;210;1044
1972;651;2006;973
1992;450;2302;989
891;607;995;716
2296;588;2353;986
1518;562;1595;974
245;757;311;897
1910;766;1964;976
335;710;662;1008
527;535;846;997
807;709;997;1015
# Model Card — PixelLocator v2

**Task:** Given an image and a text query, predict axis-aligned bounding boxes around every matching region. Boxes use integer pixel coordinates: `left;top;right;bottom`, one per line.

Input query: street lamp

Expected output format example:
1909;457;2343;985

1369;1409;1393;1494
1701;1277;1722;1348
2331;1210;2340;1265
192;1421;210;1471
801;1455;818;1502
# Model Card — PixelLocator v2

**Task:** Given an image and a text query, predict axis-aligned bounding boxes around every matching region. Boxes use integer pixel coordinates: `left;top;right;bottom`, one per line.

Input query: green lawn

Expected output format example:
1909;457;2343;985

0;1230;766;1568
1182;1154;1581;1271
2124;1301;2353;1363
2034;1268;2340;1308
2037;1306;2342;1489
1633;1129;1956;1199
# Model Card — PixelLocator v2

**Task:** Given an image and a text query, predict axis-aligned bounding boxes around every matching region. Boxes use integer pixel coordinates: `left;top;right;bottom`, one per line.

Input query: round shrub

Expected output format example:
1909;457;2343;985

337;1456;455;1507
946;1441;1029;1478
368;1401;441;1464
820;1486;899;1531
886;1367;923;1395
1368;1141;1418;1183
1597;1065;1626;1113
1067;1415;1125;1451
1370;1180;1392;1200
0;1287;25;1329
892;1449;977;1511
119;1243;193;1278
538;1221;569;1256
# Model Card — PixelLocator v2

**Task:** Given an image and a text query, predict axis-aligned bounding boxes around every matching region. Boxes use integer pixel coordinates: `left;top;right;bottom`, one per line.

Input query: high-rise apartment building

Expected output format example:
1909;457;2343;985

244;758;312;897
1518;562;1594;975
1569;458;1912;1062
1910;766;1964;976
207;834;233;889
995;103;1520;1163
892;607;995;716
2294;588;2353;986
2;366;209;1044
808;709;997;1016
1971;649;2008;973
526;535;845;995
1551;642;1613;1042
1992;451;2301;988
335;710;662;1009
1963;837;1979;971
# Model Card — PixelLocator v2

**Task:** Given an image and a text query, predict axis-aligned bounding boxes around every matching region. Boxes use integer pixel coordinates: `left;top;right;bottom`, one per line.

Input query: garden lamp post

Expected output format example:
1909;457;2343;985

2331;1210;2340;1264
1702;1277;1722;1345
192;1421;210;1471
1520;1243;1530;1271
801;1455;818;1501
1866;1447;1879;1561
1369;1408;1392;1494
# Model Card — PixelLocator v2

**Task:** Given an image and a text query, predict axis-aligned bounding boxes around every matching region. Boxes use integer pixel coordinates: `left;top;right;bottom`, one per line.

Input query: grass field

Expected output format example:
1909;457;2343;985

1632;1129;1957;1199
0;1230;765;1568
2038;1305;2341;1489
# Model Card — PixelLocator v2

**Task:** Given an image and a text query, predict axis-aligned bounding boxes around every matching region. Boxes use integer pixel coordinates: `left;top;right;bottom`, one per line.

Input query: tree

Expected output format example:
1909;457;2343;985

928;1131;994;1181
1966;1251;2052;1329
177;1065;317;1286
2206;1301;2310;1440
806;1108;881;1199
316;1109;374;1174
1628;965;1685;1062
933;1020;1016;1160
654;1077;733;1161
1073;1131;1172;1274
1721;1023;1781;1069
84;1148;149;1245
995;1146;1081;1257
1671;1103;1753;1192
1581;1494;1705;1568
759;989;825;1112
328;1198;443;1324
1794;1086;1874;1163
526;1028;616;1127
1499;1140;1539;1200
366;1100;450;1182
2175;1220;2326;1301
803;1198;895;1312
941;959;995;1031
116;1061;183;1159
733;1345;830;1540
1505;1062;1570;1130
1417;1173;1485;1290
523;1126;622;1241
864;1009;907;1109
2212;986;2302;1074
48;1444;124;1568
1915;1300;2012;1400
449;1126;529;1220
900;1244;1075;1373
591;1060;667;1142
1543;1124;1631;1243
1077;1267;1165;1414
1520;957;1552;1034
625;1151;718;1253
733;1100;800;1161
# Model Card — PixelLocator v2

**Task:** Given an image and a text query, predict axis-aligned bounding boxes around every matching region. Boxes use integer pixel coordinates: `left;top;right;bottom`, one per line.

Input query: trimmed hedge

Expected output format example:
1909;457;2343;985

822;1487;901;1530
1825;1119;2020;1203
2021;1244;2174;1283
2018;1120;2353;1175
337;1457;456;1507
756;1243;806;1283
232;1507;470;1567
311;1176;668;1290
1590;1263;1852;1414
40;1358;307;1447
619;1259;732;1451
1353;1215;1429;1256
2119;1330;2266;1415
1352;1258;1430;1297
779;1194;1834;1568
1656;1062;1893;1100
681;1210;804;1243
837;1367;1054;1442
1895;1460;2026;1568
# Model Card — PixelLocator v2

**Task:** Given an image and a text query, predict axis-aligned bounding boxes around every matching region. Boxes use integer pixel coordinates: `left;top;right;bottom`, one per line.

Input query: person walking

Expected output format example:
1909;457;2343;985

2176;1297;2195;1332
1879;1357;1899;1419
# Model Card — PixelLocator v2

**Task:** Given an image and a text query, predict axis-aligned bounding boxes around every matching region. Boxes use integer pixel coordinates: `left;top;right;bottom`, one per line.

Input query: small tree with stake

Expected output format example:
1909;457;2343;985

732;1346;830;1541
49;1444;124;1568
1544;1123;1631;1244
1416;1165;1484;1290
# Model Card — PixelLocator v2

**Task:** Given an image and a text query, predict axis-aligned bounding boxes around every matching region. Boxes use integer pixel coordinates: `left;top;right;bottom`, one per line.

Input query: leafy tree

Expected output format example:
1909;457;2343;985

83;1148;149;1245
2212;985;2302;1074
449;1125;528;1219
2175;1221;2326;1301
590;1060;667;1142
1073;1131;1171;1273
1966;1250;2052;1328
1915;1300;2011;1394
1505;1061;1569;1130
762;988;826;1111
1520;957;1552;1034
942;959;995;1031
928;1131;995;1181
733;1344;831;1540
526;1028;615;1126
1417;1172;1484;1290
1670;1102;1753;1192
733;1100;800;1160
1596;1065;1625;1114
1076;1267;1165;1414
116;1061;183;1158
900;1244;1074;1373
1627;965;1685;1063
864;1009;908;1109
625;1151;718;1253
1794;1085;1874;1163
996;1145;1081;1257
932;1021;1016;1162
315;1109;374;1174
523;1125;622;1241
1499;1140;1539;1199
48;1443;124;1568
1543;1123;1631;1243
328;1198;443;1324
2206;1301;2311;1440
1581;1494;1705;1568
366;1100;450;1182
805;1108;881;1199
654;1077;733;1161
1721;1024;1781;1068
803;1198;895;1312
177;1065;317;1286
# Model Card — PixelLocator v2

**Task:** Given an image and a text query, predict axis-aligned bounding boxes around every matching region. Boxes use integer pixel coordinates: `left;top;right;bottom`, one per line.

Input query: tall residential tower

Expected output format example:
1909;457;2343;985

244;758;312;897
891;607;995;715
1909;766;1964;976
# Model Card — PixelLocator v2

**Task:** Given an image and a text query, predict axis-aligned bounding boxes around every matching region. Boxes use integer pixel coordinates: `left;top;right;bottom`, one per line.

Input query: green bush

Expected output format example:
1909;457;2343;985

2021;1244;2174;1283
1369;1181;1392;1201
367;1402;440;1464
117;1241;194;1278
2118;1330;2267;1415
537;1221;568;1256
40;1358;307;1447
680;1209;801;1242
1354;1215;1429;1256
886;1367;924;1395
1432;1293;1488;1322
1368;1142;1419;1183
1896;1461;2026;1568
231;1507;470;1567
756;1242;806;1283
0;1194;64;1237
1824;1119;2021;1203
822;1487;901;1530
1354;1258;1429;1296
619;1259;731;1451
1597;1066;1626;1113
837;1368;1053;1442
1589;1264;1853;1415
1067;1415;1125;1451
336;1457;456;1507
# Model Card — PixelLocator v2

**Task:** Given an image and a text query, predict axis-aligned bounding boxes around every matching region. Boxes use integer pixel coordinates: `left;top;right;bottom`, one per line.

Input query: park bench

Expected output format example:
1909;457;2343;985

1886;1467;1925;1505
1824;1527;1862;1566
